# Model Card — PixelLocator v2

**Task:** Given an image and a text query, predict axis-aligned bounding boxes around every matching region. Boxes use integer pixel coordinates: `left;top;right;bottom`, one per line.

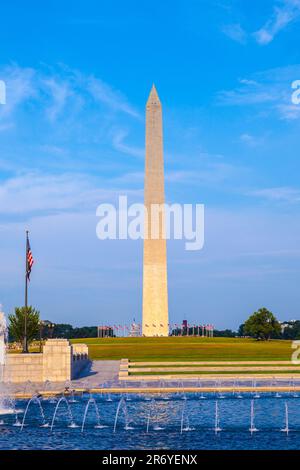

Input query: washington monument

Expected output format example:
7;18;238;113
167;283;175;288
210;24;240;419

142;85;169;337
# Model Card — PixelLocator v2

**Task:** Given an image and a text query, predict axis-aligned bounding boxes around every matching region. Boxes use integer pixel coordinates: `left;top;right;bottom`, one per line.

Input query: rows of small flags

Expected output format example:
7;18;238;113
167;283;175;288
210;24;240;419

98;323;214;337
23;232;215;340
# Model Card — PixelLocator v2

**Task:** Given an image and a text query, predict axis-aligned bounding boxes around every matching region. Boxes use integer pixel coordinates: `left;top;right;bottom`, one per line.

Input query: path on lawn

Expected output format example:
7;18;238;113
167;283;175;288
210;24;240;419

73;360;120;387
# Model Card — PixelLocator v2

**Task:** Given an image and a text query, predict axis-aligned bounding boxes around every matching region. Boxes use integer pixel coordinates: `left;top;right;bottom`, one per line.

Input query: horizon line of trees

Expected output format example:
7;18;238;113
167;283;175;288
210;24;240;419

7;306;300;346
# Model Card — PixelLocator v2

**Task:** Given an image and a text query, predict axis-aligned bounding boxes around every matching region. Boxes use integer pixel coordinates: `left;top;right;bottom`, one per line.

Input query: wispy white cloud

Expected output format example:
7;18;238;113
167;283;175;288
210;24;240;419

0;172;142;216
222;1;300;46
254;0;300;45
39;144;68;156
42;78;73;122
217;81;274;106
239;133;264;147
112;129;144;158
0;64;36;120
0;63;140;129
248;186;300;203
217;64;300;120
87;76;140;118
239;79;259;86
165;161;245;186
222;23;247;44
276;103;300;119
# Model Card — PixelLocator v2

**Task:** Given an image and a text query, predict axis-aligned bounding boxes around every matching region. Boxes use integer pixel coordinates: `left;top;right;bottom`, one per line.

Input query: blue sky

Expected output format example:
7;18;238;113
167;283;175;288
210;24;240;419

1;0;300;329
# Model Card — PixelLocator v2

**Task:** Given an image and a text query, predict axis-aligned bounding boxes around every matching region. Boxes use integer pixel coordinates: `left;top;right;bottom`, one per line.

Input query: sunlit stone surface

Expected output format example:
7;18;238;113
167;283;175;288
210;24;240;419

142;85;169;337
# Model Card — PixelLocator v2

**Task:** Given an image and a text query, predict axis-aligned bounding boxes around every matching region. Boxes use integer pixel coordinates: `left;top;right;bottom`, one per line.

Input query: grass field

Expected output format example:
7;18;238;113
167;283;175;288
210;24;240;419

70;337;294;362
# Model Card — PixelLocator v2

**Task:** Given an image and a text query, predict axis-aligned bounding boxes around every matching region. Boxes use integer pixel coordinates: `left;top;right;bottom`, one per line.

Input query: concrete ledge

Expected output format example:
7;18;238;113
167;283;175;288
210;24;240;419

118;358;129;379
9;385;300;399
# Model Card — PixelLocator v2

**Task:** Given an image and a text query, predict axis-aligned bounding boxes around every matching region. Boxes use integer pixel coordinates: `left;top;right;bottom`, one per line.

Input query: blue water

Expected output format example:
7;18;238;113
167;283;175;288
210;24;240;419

1;393;300;450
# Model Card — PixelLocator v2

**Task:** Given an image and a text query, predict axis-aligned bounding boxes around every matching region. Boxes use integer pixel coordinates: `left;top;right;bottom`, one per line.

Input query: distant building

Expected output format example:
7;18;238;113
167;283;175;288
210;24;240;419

280;320;297;333
97;326;114;338
129;320;141;337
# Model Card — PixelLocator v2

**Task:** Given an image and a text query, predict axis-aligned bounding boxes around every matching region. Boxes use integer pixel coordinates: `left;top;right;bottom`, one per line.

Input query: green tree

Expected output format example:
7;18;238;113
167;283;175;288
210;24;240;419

8;306;40;346
244;307;281;341
238;323;245;337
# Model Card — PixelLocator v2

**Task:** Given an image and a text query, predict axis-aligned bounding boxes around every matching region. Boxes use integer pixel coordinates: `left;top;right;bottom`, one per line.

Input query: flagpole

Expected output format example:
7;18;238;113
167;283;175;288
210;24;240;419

23;230;29;353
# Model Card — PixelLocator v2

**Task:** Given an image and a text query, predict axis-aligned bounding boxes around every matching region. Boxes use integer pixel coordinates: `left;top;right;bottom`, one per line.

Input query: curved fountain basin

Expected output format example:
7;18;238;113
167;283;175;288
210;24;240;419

0;392;300;449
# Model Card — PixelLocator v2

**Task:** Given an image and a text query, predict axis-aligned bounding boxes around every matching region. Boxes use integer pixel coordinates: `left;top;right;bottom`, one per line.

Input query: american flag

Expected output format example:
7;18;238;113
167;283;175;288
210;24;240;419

26;236;34;281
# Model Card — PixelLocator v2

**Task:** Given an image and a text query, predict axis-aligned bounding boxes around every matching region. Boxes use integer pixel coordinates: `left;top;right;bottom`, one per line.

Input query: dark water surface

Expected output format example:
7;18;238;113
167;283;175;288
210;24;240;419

1;393;300;450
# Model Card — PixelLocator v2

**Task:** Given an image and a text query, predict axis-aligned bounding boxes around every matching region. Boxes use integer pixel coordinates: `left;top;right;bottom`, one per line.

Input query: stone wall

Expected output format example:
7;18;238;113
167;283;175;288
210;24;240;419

42;339;72;382
3;339;89;383
4;353;43;383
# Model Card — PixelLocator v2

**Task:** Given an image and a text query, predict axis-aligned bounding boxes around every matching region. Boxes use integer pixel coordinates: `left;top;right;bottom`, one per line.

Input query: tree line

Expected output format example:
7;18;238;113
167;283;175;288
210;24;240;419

7;306;300;347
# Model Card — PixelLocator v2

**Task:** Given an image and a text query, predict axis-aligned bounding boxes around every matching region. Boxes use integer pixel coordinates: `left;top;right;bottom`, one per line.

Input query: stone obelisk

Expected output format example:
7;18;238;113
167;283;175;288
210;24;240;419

142;85;169;337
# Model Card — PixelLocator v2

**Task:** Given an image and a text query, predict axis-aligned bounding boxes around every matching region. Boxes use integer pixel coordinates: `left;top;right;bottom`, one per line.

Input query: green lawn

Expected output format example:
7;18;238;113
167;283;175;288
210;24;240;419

70;337;294;362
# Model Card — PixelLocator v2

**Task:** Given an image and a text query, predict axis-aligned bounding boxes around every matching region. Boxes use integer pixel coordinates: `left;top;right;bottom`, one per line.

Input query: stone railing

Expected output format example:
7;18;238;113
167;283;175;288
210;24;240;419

71;343;89;378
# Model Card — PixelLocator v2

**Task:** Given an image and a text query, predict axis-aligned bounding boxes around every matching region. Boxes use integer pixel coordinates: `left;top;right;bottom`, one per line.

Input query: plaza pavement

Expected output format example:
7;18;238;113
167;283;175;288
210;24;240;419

73;360;121;387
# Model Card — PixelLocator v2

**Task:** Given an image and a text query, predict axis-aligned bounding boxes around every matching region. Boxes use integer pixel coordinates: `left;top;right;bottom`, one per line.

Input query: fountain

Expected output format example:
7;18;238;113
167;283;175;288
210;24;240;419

113;397;133;432
214;401;222;434
123;381;132;402
5;396;22;427
43;380;51;392
233;378;243;399
23;380;33;395
249;399;258;434
69;389;78;403
180;400;193;433
146;398;156;433
177;380;187;400
106;392;113;402
198;378;206;400
236;380;243;400
101;381;113;401
20;395;48;430
148;398;165;431
50;396;78;430
64;380;77;403
216;380;225;399
144;382;151;401
42;381;57;403
160;379;170;400
0;387;300;450
291;378;299;398
281;402;290;435
0;310;7;383
0;309;15;418
81;397;107;431
271;378;282;398
252;379;260;399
